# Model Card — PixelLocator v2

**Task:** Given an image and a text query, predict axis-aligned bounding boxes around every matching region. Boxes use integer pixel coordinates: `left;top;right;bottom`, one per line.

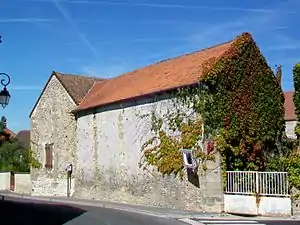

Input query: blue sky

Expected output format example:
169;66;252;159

1;0;299;133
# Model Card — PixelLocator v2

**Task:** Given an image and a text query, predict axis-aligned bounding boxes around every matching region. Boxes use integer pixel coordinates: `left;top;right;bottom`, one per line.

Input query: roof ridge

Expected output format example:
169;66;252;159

53;71;103;80
157;39;234;64
110;39;234;80
17;129;30;133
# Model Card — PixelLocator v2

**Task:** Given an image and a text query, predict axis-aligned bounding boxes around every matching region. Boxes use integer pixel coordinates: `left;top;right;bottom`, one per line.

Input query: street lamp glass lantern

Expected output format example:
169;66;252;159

0;87;10;108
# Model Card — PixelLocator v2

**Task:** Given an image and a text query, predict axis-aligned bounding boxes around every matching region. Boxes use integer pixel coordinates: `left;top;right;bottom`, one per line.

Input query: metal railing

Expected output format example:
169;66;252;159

225;171;289;197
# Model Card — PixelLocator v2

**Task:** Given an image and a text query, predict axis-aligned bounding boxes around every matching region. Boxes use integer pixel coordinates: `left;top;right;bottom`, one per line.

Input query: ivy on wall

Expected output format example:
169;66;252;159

140;32;285;178
140;111;215;178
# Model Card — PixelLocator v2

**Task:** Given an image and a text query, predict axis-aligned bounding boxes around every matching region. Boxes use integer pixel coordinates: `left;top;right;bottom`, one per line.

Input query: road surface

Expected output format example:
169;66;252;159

1;196;300;225
1;196;185;225
183;218;300;225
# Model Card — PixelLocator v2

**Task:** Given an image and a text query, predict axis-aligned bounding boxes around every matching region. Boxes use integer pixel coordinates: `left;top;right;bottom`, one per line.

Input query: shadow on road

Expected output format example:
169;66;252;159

0;197;86;225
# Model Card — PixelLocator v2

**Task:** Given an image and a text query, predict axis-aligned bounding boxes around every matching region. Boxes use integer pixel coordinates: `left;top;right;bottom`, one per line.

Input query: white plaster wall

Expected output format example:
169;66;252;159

76;114;94;182
285;120;297;139
0;172;10;190
14;173;32;194
76;94;223;211
224;194;291;216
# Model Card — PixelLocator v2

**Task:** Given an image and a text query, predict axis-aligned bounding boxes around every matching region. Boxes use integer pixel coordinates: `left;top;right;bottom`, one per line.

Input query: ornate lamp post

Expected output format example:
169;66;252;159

0;37;11;108
0;73;11;108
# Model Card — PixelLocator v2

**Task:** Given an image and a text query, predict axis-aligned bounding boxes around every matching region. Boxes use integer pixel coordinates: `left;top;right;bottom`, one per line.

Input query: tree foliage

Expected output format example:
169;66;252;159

0;138;41;172
0;117;41;172
293;63;300;137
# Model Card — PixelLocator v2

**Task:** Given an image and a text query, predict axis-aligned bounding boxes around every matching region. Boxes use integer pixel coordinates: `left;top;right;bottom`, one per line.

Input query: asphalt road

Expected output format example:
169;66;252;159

1;196;300;225
0;196;186;225
192;218;300;225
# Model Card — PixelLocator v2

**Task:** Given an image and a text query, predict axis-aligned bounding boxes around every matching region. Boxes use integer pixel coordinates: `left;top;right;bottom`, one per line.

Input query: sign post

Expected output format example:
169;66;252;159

65;163;73;197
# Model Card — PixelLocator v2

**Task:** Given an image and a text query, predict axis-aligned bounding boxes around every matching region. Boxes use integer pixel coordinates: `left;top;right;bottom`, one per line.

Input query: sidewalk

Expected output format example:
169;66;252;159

1;191;299;221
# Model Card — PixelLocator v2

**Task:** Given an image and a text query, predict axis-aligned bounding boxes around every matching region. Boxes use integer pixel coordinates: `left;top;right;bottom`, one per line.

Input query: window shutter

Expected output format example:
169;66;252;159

45;143;54;170
49;144;53;169
45;144;49;168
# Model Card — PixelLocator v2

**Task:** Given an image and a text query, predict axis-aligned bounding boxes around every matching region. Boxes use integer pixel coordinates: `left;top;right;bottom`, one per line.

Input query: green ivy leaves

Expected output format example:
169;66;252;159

140;33;284;179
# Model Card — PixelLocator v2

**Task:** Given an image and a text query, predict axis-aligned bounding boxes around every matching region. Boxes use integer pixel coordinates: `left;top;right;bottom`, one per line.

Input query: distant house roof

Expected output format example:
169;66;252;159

75;36;236;112
284;91;296;121
29;71;104;117
15;130;30;149
2;128;16;138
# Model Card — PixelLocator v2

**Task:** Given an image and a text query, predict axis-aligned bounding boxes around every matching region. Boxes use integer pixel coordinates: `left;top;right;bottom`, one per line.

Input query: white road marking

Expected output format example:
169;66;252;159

199;220;259;223
202;224;266;225
178;218;267;225
178;218;205;225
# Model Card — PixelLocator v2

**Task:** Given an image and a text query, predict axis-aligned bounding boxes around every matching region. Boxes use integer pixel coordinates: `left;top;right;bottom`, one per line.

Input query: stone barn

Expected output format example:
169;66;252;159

30;32;283;212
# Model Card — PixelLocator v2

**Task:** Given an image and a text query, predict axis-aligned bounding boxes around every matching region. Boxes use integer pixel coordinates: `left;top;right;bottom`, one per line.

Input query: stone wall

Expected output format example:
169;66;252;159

30;75;77;197
75;93;223;212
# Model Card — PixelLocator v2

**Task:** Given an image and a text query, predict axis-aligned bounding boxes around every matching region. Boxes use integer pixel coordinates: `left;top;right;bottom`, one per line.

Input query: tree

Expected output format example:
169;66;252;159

0;138;41;172
0;116;41;172
293;63;300;140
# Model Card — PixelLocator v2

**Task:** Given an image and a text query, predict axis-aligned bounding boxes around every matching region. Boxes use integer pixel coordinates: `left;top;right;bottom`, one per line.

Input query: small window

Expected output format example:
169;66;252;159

181;149;197;169
45;143;53;169
183;152;194;167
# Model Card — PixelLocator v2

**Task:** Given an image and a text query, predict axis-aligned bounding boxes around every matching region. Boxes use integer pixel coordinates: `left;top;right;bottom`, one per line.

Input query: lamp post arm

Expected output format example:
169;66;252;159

0;73;10;88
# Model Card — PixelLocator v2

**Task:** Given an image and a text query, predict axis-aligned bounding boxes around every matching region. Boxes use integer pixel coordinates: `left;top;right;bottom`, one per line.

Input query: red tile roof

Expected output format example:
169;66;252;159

76;38;235;112
284;91;296;121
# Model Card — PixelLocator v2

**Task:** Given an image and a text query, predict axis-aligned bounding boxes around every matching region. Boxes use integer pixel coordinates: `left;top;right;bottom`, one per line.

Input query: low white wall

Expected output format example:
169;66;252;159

258;196;291;216
0;172;10;190
14;173;32;194
224;194;291;216
224;194;257;215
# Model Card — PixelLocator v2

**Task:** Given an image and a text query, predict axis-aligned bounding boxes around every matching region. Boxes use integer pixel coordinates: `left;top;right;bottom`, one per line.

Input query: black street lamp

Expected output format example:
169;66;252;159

0;73;11;108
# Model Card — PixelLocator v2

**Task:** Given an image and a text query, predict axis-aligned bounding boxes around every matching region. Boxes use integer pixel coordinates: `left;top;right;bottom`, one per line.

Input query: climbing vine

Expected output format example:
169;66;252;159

140;32;285;178
140;110;215;177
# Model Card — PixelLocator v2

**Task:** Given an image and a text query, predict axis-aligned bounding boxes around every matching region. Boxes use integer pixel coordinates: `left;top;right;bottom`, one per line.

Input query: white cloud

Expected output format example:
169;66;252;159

55;1;274;13
52;0;98;56
265;34;300;52
0;18;58;23
96;37;190;45
8;86;43;91
82;63;130;78
16;0;279;13
267;44;300;51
